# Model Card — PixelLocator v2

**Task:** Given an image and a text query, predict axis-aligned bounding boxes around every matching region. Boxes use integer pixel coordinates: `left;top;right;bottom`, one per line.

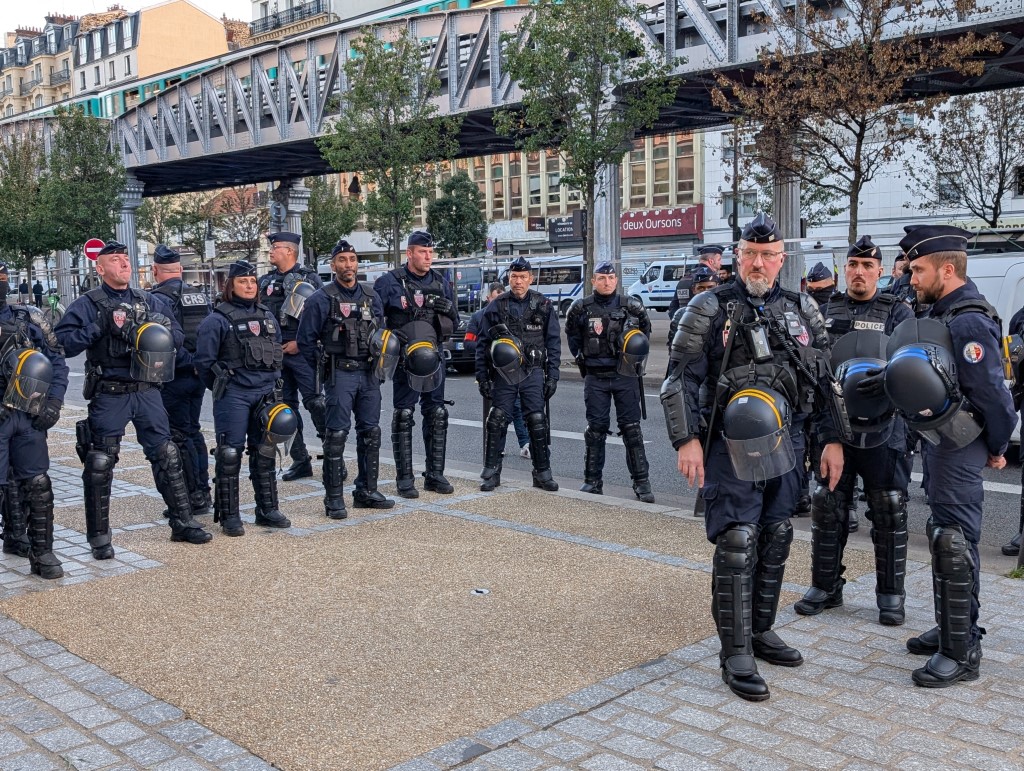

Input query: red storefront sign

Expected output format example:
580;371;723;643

620;204;703;240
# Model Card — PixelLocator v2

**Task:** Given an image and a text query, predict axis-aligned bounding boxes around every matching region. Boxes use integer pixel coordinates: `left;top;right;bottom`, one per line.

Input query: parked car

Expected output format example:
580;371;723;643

444;318;475;374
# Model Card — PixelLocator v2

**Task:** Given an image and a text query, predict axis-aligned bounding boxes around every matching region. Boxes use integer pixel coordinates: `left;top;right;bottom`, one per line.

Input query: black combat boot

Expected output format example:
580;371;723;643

752;521;802;666
322;429;348;520
281;415;313;481
1;482;30;558
213;444;244;537
795;485;847;616
422;405;454;493
621;422;655;503
250;451;292;528
352;428;394;509
480;407;510;492
151;442;213;545
392;408;418;498
84;437;119;560
868;489;908;626
24;476;62;580
580;424;605;495
526;411;558;491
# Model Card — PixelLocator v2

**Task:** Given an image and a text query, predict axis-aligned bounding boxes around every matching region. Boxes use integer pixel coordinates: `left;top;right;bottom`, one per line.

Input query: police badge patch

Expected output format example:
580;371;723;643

248;321;261;335
592;319;604;336
400;296;408;309
414;290;425;308
112;310;127;328
340;303;352;318
963;341;985;364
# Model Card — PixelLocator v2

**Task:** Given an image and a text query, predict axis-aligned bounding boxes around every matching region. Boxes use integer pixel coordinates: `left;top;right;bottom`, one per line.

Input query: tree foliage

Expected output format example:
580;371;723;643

0;133;55;275
495;0;677;278
426;171;488;260
907;90;1024;228
302;175;362;261
214;185;268;261
167;191;218;258
137;195;178;247
712;0;998;244
317;29;461;264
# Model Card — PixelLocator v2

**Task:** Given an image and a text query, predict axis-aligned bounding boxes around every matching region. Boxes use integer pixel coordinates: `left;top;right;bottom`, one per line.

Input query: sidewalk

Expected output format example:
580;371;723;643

0;407;1020;770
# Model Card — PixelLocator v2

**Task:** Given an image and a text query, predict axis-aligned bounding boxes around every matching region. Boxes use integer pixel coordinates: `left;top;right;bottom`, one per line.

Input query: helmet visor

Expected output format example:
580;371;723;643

404;341;443;393
259;403;298;457
617;351;648;378
372;329;401;381
130;350;175;383
3;372;49;415
724;425;796;482
282;283;315;320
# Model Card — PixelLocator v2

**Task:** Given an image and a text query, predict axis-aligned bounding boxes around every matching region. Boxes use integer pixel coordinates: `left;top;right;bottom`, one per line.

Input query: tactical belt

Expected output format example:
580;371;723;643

97;380;155;395
586;367;618;379
334;359;372;372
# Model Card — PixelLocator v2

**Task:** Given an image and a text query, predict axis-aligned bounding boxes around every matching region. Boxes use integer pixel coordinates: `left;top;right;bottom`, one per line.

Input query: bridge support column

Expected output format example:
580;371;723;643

271;179;311;258
594;163;622;280
55;250;76;302
116;175;145;287
773;173;802;292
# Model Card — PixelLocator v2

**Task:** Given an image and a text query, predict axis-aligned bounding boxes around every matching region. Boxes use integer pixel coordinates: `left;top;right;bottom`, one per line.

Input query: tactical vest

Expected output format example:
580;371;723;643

258;265;319;332
84;287;149;370
580;295;628;361
938;295;1001;327
822;291;897;343
214;302;283;372
496;290;550;368
384;267;453;341
321;282;378;361
152;282;211;353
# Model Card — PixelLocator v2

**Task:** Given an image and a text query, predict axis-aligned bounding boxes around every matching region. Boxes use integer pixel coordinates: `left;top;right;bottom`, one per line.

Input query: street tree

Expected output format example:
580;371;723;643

168;191;218;258
318;29;461;264
137;195;178;247
907;90;1024;229
302;175;362;262
495;0;677;279
0;132;56;279
426;171;488;260
214;185;268;261
712;0;998;245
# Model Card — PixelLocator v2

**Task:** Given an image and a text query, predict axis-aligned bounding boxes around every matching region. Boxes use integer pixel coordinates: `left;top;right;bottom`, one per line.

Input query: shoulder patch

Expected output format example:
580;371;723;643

962;341;985;364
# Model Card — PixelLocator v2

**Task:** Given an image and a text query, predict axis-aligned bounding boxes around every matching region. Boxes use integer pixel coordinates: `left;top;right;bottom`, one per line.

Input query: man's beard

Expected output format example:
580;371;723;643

744;276;771;297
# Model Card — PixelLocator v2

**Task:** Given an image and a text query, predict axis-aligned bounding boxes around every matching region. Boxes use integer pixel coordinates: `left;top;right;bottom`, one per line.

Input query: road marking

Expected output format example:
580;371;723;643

448;418;648;445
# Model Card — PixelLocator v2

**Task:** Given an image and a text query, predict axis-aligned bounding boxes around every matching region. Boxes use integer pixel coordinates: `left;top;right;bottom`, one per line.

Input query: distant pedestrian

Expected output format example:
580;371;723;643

32;281;43;308
18;279;29;304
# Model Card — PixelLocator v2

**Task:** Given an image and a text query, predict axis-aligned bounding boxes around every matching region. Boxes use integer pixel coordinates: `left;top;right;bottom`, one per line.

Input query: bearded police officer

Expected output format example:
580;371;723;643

55;242;212;557
668;245;725;318
476;257;560;492
194;261;293;537
374;231;459;498
258;231;326;481
297;240;394;518
0;263;68;578
663;213;846;702
867;225;1015;687
151;245;212;516
566;261;654;501
794;236;913;626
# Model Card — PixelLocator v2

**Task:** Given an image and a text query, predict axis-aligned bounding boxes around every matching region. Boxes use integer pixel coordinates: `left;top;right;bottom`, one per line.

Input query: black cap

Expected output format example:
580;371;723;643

331;239;357;257
153;244;180;264
691;265;719;285
740;213;783;244
407;230;434;248
847;235;880;260
0;263;8;276
268;231;301;246
698;244;725;256
898;225;971;261
807;262;833;282
509;256;532;272
594;261;615;274
228;260;257;279
97;241;128;256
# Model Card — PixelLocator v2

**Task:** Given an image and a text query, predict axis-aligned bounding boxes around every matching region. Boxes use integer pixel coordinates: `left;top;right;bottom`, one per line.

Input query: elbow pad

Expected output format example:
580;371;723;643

660;374;692;446
669;291;718;363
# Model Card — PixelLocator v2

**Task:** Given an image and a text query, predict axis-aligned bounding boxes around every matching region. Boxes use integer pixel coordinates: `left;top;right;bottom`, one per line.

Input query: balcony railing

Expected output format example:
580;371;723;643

0;85;13;98
50;69;70;86
19;76;44;95
249;0;329;36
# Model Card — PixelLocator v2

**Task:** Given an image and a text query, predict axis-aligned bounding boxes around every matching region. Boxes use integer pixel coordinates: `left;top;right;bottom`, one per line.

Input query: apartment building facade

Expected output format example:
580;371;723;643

0;16;78;118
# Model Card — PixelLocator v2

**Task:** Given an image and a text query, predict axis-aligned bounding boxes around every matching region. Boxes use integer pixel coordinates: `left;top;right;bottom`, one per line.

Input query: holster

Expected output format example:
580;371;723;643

211;362;231;400
83;365;101;400
75;419;92;463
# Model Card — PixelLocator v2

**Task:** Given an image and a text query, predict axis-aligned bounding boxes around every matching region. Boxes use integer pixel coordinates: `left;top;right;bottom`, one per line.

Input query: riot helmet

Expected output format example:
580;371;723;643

831;330;894;449
404;340;443;392
617;328;650;377
369;328;401;381
282;281;316;321
722;387;795;482
257;401;298;458
2;348;53;415
490;335;528;385
130;322;176;383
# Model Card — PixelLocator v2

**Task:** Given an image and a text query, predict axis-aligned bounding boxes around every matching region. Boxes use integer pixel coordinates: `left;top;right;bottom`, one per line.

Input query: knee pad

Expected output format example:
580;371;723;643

585;423;609;443
85;449;115;476
392;408;415;432
931;526;973;577
714;524;759;572
22;474;53;508
525;411;546;432
619;421;644;444
214;445;242;476
758;520;794;561
423;404;448;429
324;429;346;453
811;483;844;526
486;407;512;431
150;440;180;468
866;488;906;529
359;426;382;450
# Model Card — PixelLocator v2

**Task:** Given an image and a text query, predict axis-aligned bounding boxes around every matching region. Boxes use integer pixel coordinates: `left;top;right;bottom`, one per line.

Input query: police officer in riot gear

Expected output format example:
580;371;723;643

194;260;293;537
151;245;212;516
566;261;654;502
476;257;561;492
258;232;326;481
805;262;836;306
885;253;916;305
55;242;212;557
374;231;460;498
866;226;1016;687
668;245;724;318
297;240;394;518
663;213;846;702
794;236;914;626
667;265;719;349
0;263;68;579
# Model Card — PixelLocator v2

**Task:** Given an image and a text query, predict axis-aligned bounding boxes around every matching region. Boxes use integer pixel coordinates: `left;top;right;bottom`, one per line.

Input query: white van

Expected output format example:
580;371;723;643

628;257;735;313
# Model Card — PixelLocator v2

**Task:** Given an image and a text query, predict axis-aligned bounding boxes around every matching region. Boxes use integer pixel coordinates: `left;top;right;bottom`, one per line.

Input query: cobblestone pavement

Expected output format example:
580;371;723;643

1;412;1023;770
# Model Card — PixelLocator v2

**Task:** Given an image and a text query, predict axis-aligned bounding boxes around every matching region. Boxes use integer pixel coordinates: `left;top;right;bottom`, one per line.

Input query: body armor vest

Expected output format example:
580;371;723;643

152;283;210;353
384;267;453;341
496;291;550;368
580;295;628;361
84;287;149;371
214;302;283;372
938;296;1000;327
321;282;378;361
258;265;318;332
823;291;897;343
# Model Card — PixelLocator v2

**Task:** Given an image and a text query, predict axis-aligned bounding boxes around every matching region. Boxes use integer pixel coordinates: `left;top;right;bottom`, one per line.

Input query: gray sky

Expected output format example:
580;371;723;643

0;0;253;34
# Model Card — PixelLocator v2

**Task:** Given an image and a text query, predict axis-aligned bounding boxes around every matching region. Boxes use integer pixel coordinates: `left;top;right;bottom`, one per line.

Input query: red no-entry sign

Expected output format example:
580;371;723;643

84;238;105;261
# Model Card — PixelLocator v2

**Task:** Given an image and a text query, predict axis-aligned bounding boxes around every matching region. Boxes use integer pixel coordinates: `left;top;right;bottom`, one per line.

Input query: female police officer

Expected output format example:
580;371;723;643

194;261;293;537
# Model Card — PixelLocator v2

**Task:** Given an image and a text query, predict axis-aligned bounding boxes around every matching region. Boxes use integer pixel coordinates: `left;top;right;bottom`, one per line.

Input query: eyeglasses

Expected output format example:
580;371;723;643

738;248;785;262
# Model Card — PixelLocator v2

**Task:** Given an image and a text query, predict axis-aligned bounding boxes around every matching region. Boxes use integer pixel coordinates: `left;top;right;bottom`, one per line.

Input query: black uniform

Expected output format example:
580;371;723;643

795;289;913;625
565;291;654;501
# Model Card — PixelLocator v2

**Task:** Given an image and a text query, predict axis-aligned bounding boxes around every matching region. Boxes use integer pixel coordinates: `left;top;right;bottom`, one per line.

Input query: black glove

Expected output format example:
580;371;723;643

544;378;557;400
148;312;173;330
430;296;455;318
856;367;886;398
33;398;62;432
478;379;493;399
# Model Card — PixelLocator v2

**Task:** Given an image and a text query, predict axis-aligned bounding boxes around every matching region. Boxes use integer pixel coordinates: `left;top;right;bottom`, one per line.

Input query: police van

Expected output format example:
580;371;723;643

626;255;734;313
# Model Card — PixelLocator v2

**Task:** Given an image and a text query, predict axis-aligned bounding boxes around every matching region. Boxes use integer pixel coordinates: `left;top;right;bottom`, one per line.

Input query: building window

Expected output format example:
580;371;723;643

4;106;12;117
629;139;646;209
722;191;758;219
77;37;87;63
652;135;670;207
123;17;133;43
491;158;504;219
526;152;541;214
260;1;269;17
92;30;102;56
125;56;131;75
109;61;116;80
93;66;100;86
509;152;522;218
107;26;116;50
34;95;42;108
472;156;487;214
79;71;86;90
1015;167;1024;197
676;133;695;205
936;172;957;204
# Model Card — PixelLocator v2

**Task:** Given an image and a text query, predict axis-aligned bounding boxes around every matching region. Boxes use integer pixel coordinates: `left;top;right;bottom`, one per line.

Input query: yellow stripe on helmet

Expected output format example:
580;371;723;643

14;349;35;398
623;329;642;347
730;388;783;429
266;403;290;430
134;322;157;349
495;337;522;353
407;341;434;354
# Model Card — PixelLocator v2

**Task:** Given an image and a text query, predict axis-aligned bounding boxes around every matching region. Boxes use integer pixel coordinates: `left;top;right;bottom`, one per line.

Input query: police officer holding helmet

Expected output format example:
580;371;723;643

476;257;561;492
668;245;724;318
297;239;394;518
862;225;1015;687
374;231;460;498
794;236;913;626
55;241;212;557
566;261;654;502
258;231;326;481
662;213;845;702
151;245;212;516
194;260;293;537
0;262;68;579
